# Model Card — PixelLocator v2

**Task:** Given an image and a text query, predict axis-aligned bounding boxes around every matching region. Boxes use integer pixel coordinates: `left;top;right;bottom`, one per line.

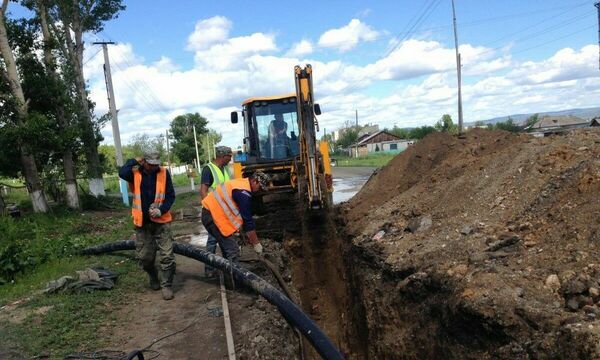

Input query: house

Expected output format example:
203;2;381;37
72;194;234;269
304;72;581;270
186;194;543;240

528;115;590;137
350;130;413;157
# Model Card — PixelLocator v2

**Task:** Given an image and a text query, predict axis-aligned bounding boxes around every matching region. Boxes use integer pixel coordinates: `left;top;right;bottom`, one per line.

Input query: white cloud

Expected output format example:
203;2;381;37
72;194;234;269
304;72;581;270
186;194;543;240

93;16;600;151
286;40;314;57
186;16;231;51
318;19;380;52
507;45;598;85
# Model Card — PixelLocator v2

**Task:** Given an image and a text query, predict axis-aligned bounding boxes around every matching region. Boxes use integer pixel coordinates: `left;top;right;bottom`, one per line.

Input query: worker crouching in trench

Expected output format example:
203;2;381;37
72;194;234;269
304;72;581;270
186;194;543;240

200;171;269;286
119;150;176;300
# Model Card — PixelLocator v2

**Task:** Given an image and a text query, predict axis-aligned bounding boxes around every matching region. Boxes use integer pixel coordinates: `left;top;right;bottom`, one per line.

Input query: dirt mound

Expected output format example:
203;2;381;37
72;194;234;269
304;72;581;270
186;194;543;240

340;128;600;358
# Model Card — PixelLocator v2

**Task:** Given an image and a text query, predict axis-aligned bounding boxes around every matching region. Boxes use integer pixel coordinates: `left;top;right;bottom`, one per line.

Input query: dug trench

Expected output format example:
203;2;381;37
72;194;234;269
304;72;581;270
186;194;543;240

259;128;600;359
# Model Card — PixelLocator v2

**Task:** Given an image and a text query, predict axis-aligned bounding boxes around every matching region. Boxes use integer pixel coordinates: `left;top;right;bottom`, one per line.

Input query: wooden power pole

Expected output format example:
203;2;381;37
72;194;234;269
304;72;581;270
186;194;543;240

451;0;464;133
594;1;600;69
94;41;129;205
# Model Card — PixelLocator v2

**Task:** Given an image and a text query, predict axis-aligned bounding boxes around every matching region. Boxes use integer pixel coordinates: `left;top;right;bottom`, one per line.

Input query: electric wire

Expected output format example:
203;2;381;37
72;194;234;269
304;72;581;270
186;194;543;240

98;31;172;113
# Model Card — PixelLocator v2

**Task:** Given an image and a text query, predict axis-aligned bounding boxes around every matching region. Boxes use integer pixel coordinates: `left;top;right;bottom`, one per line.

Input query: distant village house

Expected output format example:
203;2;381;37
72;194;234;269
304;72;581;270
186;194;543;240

351;130;413;157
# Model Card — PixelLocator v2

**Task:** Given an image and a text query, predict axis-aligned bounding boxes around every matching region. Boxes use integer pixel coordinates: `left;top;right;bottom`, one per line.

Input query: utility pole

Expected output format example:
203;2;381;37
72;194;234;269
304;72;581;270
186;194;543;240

206;133;211;162
94;41;128;205
355;110;358;127
595;2;600;70
166;129;172;174
192;124;201;171
191;125;201;190
451;0;464;134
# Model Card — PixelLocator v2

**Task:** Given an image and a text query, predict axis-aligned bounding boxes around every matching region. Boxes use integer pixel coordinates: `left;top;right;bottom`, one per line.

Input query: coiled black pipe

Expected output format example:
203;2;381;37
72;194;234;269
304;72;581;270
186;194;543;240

82;240;345;360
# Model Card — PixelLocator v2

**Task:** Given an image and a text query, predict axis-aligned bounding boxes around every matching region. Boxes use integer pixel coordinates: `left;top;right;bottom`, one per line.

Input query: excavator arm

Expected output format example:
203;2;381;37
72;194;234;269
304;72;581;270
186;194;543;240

294;65;331;209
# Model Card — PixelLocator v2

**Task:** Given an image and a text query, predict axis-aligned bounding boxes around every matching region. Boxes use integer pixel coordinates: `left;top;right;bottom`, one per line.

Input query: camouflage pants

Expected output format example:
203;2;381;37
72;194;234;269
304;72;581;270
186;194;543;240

135;221;176;287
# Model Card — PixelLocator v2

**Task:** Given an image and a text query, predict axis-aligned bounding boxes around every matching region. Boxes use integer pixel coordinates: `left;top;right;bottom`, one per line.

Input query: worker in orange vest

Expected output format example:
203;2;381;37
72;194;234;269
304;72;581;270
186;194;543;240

201;171;270;267
119;150;176;300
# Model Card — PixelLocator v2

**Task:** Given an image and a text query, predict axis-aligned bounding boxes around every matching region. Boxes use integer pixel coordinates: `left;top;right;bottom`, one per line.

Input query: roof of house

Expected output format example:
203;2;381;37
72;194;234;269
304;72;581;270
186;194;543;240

354;130;401;146
532;115;588;129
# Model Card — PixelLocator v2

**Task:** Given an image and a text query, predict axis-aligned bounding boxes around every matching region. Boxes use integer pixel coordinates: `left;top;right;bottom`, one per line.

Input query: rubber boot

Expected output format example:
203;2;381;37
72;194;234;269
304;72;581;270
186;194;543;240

147;269;160;291
160;267;175;300
161;287;174;300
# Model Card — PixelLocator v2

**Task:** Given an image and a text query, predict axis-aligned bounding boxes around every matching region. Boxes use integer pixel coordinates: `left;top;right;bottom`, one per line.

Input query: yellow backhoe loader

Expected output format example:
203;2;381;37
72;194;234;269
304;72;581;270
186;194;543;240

230;65;333;209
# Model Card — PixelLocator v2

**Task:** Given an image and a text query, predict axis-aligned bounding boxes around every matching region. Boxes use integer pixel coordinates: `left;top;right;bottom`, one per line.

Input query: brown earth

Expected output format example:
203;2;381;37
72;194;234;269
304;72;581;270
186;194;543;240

98;216;301;360
339;128;600;359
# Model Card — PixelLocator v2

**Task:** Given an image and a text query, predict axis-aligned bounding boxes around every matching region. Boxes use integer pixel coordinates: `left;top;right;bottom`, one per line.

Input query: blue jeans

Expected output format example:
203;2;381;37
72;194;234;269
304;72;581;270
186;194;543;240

204;232;217;274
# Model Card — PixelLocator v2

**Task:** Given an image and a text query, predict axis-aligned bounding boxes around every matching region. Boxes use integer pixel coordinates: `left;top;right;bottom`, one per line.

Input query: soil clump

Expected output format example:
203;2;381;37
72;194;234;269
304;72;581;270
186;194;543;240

340;128;600;358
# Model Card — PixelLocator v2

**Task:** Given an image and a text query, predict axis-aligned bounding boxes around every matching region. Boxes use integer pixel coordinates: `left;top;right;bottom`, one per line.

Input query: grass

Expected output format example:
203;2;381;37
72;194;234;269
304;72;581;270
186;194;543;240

0;191;198;358
332;151;401;167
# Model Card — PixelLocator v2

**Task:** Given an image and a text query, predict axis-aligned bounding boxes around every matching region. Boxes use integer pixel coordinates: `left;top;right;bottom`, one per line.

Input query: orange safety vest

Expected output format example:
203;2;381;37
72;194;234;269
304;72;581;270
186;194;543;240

201;178;252;237
132;167;172;227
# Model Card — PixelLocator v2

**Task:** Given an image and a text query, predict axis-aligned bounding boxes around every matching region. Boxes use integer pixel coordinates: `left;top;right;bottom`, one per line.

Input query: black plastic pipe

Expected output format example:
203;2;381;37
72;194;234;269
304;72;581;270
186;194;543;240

82;240;345;360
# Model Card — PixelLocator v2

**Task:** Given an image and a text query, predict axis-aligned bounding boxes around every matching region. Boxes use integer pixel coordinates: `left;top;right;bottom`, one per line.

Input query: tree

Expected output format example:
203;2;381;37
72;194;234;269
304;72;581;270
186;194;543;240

435;114;458;134
335;128;358;149
129;133;166;160
170;113;209;166
32;0;81;209
524;114;539;131
200;129;222;163
389;126;409;139
408;126;437;139
0;0;49;212
494;117;521;132
48;0;126;196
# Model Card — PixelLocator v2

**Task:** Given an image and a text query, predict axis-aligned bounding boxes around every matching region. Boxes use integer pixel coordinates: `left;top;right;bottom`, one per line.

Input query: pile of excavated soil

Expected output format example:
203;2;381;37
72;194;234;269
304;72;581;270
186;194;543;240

340;128;600;359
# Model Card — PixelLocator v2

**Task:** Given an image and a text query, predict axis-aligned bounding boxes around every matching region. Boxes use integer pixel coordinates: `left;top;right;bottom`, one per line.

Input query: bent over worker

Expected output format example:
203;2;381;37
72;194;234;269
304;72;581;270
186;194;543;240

199;146;232;277
119;150;176;300
201;171;269;266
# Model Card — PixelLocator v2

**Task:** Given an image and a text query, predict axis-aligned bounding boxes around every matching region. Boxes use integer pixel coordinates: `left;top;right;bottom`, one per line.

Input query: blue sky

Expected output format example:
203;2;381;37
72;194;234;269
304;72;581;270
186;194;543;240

6;0;600;148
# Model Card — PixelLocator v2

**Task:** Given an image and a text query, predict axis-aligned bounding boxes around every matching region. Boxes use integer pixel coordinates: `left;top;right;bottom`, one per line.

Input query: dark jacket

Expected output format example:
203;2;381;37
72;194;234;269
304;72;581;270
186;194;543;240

119;159;175;224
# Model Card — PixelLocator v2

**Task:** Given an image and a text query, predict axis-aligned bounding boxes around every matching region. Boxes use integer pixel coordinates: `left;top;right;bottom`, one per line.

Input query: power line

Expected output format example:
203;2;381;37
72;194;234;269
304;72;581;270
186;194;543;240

83;47;102;65
477;11;594;57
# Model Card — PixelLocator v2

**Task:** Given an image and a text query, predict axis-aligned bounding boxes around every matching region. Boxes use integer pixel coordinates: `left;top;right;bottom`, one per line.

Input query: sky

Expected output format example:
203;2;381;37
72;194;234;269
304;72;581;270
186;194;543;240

6;0;600;149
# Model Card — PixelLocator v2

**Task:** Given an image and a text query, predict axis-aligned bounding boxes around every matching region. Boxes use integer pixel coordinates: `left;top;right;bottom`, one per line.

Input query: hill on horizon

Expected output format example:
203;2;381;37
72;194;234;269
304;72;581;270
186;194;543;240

471;106;600;126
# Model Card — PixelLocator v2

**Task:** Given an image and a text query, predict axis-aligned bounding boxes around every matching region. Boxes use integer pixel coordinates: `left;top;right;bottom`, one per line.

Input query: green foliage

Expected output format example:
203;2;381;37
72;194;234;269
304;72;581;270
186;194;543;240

0;210;129;284
493;118;521;132
389;126;410;139
435;114;458;134
525;114;540;130
334;152;398;167
408;125;437;139
170;113;209;165
335;128;359;149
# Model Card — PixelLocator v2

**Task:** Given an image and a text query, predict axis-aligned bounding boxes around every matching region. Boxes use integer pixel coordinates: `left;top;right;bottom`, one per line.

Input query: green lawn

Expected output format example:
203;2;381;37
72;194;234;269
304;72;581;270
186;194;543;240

332;151;400;167
0;191;197;358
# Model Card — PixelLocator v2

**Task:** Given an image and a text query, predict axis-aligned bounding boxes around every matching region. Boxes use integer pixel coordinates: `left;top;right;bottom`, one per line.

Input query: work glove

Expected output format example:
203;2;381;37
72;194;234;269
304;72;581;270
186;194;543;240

149;207;161;218
253;243;263;255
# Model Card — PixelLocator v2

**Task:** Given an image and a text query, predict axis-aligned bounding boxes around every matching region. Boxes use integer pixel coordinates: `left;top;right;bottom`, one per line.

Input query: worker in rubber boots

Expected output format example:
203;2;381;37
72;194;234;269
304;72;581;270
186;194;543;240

199;146;232;278
201;171;269;272
119;150;176;300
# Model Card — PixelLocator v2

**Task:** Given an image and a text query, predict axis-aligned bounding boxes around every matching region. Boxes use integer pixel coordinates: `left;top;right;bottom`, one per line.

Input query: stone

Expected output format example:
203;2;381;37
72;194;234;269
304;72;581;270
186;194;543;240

406;216;432;233
460;226;473;235
561;278;587;296
566;297;580;311
590;287;600;301
545;274;561;291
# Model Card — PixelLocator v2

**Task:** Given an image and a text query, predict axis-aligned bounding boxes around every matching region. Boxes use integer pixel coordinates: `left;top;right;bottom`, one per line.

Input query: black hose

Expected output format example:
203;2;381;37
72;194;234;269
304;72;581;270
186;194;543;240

82;240;345;360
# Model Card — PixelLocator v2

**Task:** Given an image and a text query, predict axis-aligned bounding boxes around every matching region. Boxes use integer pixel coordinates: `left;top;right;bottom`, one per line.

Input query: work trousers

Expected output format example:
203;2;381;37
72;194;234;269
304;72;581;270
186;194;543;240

135;221;176;287
201;208;240;264
204;233;218;274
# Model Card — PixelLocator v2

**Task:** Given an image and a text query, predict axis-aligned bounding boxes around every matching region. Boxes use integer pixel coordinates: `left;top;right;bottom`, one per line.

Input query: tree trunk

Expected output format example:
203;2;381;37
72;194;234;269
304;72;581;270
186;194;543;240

38;0;80;209
70;1;104;196
63;151;80;209
0;1;49;213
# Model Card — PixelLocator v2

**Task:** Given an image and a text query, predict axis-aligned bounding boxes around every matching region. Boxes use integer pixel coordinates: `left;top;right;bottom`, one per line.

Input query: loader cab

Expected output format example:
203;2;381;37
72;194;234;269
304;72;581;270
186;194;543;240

232;94;300;164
